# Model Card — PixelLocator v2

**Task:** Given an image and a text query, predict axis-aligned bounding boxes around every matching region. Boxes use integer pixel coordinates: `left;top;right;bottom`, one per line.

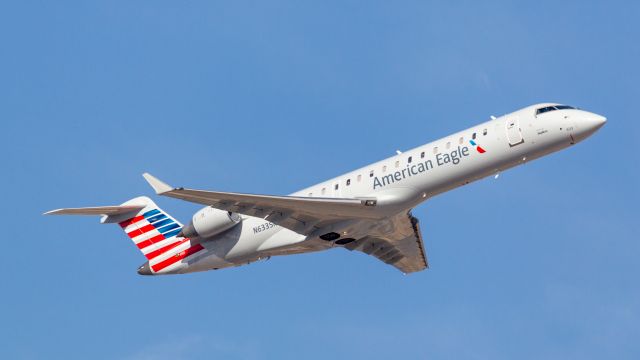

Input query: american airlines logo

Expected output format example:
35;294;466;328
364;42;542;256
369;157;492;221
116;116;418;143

469;140;486;153
373;145;478;190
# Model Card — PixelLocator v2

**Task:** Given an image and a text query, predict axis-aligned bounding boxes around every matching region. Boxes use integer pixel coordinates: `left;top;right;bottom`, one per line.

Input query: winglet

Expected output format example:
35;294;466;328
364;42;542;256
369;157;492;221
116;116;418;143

142;173;173;194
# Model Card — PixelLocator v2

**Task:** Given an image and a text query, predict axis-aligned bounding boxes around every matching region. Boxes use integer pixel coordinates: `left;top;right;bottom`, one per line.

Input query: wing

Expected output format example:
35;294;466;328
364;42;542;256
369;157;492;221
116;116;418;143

142;173;379;235
142;173;426;273
343;211;428;274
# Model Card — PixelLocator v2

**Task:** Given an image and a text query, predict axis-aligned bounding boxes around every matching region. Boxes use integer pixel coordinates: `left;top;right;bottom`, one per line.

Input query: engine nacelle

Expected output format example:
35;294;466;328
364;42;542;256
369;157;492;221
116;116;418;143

180;207;241;239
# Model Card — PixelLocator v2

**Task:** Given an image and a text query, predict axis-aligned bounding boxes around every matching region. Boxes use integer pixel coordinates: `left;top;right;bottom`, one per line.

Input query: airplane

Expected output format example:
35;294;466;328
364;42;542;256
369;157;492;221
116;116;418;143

45;103;606;276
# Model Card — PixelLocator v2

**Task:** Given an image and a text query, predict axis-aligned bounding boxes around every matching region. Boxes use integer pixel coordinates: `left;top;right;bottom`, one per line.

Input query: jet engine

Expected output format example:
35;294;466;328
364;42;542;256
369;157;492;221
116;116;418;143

179;207;241;239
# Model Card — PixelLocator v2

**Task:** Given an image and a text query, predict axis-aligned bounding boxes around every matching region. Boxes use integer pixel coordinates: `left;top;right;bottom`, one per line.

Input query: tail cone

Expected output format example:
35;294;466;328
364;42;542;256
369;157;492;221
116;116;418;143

178;222;197;238
137;262;152;275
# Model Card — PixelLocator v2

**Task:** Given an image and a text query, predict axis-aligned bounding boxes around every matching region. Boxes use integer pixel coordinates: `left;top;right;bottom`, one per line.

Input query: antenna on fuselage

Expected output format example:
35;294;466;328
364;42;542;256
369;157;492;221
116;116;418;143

396;150;403;155
490;115;497;120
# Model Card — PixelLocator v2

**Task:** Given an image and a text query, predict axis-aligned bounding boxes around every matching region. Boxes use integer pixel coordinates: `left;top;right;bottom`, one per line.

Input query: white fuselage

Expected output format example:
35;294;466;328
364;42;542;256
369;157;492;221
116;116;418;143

171;103;606;274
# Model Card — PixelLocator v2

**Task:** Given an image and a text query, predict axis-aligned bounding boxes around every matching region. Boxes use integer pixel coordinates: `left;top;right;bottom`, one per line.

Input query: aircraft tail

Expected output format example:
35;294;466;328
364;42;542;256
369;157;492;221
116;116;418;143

46;196;189;261
112;196;186;260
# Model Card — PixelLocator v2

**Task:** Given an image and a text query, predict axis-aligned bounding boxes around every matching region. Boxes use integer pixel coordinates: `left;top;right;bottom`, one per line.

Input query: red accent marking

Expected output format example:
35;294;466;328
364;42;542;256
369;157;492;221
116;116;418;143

476;146;486;153
119;215;145;228
151;244;204;272
136;234;166;249
145;239;188;260
127;224;155;238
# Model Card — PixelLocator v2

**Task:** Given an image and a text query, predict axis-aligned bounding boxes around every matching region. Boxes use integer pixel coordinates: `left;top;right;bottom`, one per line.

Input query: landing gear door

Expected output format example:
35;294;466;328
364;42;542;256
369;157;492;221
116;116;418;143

506;117;524;146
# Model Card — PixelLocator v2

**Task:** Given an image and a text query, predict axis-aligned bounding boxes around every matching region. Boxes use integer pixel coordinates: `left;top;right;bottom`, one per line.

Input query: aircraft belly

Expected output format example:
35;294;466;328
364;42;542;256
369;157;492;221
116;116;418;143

201;217;303;260
178;251;231;273
257;228;306;252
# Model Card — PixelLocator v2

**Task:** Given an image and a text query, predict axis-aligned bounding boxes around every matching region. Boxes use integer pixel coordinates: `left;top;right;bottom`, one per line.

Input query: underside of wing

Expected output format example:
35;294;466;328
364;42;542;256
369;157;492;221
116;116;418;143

142;173;379;235
141;174;427;273
343;211;428;274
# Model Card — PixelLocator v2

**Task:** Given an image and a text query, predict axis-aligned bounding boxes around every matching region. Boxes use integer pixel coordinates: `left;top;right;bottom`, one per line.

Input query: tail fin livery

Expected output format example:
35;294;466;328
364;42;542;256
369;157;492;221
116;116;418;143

113;197;186;261
45;196;204;269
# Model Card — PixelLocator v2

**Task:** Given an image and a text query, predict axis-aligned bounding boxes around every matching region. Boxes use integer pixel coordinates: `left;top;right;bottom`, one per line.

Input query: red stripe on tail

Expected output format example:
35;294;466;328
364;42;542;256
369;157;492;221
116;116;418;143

151;244;204;272
145;239;188;260
127;224;155;238
119;215;145;228
136;234;166;250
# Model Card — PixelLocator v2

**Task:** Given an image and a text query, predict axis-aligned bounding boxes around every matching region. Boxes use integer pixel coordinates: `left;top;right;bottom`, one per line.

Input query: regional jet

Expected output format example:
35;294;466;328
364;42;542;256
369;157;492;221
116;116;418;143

45;103;606;275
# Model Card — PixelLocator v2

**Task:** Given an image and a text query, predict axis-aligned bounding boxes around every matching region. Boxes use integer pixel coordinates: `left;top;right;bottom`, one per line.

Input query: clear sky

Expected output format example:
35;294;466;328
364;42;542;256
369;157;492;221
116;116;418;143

1;1;639;359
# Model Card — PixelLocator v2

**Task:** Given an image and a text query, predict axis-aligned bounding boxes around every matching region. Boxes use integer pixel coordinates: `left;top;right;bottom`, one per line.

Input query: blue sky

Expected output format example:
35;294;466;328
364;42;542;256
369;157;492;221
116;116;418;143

1;1;639;359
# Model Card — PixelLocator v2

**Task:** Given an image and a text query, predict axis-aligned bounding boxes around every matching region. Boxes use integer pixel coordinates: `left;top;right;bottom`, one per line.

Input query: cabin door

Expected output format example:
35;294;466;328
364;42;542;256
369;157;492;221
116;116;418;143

506;117;524;146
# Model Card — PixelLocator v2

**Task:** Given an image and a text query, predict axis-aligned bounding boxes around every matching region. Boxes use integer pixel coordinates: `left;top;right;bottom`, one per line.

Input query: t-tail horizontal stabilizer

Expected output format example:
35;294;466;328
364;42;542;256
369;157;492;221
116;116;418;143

44;205;146;216
44;196;197;274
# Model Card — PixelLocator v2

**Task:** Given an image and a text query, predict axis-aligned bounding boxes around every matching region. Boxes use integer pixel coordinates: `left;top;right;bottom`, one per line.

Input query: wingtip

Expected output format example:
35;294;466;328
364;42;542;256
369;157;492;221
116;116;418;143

142;173;173;194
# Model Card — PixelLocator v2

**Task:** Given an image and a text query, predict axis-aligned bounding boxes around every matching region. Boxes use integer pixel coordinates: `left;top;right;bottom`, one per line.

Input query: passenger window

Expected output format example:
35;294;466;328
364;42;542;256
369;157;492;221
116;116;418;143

369;170;374;177
321;188;326;195
421;151;425;158
382;165;387;173
357;174;362;182
433;146;438;154
346;179;351;186
483;129;487;136
446;142;451;149
308;192;313;197
334;184;339;190
408;156;412;163
459;136;464;144
472;132;477;140
395;160;400;168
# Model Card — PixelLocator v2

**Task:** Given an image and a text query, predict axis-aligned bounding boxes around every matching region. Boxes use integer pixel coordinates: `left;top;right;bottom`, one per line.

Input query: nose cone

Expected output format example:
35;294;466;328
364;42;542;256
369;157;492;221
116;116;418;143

585;114;607;130
137;262;152;275
573;113;606;142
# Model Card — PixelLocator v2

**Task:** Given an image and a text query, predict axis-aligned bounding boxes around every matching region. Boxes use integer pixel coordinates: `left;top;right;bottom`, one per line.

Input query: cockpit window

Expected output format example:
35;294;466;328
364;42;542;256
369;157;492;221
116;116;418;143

536;106;556;115
536;105;576;115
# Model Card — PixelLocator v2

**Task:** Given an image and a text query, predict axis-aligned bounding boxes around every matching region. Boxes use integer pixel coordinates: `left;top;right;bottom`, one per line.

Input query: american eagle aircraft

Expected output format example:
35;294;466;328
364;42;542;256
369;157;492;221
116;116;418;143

45;103;606;275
